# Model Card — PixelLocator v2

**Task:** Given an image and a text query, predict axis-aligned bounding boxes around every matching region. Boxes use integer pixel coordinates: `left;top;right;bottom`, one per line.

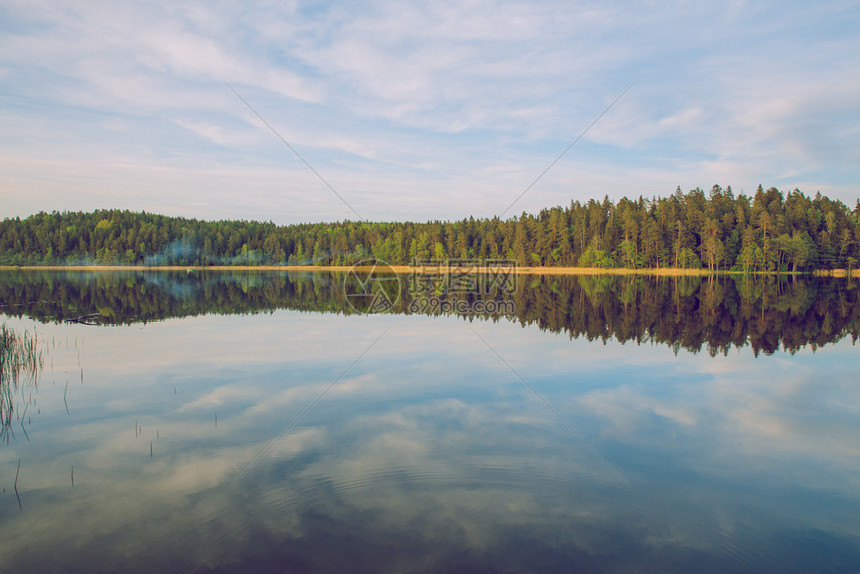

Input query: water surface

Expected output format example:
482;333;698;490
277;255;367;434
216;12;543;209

1;271;859;573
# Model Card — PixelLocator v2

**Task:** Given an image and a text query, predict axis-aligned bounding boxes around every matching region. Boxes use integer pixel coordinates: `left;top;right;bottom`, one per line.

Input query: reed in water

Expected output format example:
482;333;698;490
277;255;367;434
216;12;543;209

1;324;43;444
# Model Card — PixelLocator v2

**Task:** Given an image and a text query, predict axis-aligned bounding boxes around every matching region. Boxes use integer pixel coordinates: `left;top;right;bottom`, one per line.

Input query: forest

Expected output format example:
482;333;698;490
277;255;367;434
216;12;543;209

1;185;859;271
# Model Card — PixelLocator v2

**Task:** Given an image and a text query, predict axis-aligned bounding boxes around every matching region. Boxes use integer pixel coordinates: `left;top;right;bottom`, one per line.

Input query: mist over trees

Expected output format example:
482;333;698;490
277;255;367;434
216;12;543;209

2;186;859;271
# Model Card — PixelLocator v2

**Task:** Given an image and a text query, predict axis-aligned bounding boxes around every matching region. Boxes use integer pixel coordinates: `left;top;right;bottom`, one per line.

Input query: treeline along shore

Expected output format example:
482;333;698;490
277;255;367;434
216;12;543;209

2;185;859;272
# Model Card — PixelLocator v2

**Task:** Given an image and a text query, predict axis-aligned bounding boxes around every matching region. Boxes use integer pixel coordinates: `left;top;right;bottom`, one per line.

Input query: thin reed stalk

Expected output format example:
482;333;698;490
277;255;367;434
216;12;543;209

1;324;44;444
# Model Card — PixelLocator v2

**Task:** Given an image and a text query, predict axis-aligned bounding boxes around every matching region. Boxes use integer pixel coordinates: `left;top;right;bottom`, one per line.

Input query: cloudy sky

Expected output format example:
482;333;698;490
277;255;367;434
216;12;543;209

1;1;858;224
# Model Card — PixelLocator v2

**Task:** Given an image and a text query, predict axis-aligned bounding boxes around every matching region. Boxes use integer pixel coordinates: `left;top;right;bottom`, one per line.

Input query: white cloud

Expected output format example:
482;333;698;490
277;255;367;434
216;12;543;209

1;0;858;222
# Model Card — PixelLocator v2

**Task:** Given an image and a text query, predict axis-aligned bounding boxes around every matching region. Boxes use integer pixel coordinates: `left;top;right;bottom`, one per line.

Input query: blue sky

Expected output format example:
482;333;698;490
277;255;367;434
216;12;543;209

1;1;858;224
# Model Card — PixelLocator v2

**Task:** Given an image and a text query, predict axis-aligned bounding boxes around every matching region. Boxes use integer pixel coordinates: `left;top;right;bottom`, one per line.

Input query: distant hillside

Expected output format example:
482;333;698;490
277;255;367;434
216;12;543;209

1;186;859;271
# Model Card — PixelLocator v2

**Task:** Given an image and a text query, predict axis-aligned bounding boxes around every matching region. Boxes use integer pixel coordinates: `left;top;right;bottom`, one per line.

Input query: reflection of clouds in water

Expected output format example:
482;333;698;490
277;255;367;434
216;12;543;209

241;384;323;417
582;387;698;433
2;313;859;572
714;349;860;459
178;386;251;411
577;339;860;494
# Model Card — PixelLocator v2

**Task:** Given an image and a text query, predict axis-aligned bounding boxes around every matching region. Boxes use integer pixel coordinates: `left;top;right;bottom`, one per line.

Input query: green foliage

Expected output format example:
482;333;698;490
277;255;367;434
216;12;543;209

677;248;701;269
1;187;859;270
578;246;616;268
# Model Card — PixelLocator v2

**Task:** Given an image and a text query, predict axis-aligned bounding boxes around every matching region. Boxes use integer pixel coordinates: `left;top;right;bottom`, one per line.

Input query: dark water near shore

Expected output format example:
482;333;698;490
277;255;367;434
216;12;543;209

1;270;859;572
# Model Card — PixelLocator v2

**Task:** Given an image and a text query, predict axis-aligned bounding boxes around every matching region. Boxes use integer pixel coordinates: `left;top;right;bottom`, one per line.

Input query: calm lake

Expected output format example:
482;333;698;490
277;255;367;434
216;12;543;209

1;270;859;573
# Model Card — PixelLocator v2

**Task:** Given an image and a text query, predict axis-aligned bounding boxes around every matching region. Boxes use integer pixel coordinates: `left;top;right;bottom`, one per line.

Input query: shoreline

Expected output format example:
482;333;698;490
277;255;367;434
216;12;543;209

1;265;858;277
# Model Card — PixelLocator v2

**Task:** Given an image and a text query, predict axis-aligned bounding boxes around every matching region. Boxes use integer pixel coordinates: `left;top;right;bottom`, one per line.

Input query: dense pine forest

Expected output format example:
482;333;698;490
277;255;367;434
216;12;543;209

2;185;859;271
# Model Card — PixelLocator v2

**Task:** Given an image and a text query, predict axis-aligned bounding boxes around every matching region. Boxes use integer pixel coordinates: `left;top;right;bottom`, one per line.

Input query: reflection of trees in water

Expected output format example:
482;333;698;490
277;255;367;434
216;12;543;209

1;270;858;356
0;324;43;444
0;270;345;325
513;274;860;356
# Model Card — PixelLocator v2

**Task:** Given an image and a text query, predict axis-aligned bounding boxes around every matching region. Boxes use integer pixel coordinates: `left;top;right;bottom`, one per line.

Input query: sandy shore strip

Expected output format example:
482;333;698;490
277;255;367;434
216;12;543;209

3;265;857;276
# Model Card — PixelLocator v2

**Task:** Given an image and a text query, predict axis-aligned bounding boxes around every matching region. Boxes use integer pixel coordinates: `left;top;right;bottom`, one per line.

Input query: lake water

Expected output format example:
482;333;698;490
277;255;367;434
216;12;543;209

1;270;859;573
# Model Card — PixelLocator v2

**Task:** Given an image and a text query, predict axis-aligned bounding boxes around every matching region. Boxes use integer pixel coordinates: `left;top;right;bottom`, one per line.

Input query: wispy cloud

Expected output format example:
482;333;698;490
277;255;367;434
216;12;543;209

1;0;858;222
